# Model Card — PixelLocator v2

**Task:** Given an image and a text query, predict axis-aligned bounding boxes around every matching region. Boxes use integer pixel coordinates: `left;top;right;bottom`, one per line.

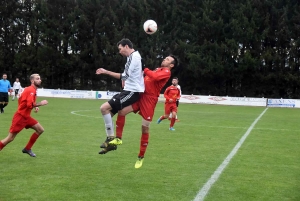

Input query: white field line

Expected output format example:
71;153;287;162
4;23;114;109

70;109;291;131
192;108;268;201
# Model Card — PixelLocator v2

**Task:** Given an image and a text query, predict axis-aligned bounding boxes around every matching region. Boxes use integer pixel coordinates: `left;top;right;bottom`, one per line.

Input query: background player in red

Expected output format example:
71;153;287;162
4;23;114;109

0;74;48;157
157;80;181;131
168;77;181;122
108;55;178;168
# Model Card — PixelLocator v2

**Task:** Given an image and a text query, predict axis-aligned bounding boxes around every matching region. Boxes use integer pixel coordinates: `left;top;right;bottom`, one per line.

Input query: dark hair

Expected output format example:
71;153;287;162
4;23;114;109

117;38;133;49
169;55;178;68
172;77;178;81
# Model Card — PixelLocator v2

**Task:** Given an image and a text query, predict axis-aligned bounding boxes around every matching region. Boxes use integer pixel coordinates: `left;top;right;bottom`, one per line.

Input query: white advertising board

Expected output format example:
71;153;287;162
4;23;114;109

37;89;95;99
22;88;300;108
179;95;267;107
267;99;300;108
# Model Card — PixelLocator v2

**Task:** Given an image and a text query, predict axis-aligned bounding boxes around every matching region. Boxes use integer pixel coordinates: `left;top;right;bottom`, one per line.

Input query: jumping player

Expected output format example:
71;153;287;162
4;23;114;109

108;55;178;168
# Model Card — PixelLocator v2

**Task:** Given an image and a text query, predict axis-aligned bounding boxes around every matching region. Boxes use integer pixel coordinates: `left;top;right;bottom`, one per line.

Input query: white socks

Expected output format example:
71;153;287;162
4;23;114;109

102;113;114;137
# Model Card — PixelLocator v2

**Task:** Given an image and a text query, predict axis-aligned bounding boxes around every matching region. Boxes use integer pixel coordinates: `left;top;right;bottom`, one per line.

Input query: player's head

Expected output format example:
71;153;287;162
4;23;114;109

30;74;42;88
16;78;19;82
117;38;134;57
172;77;179;86
161;55;178;69
2;73;7;80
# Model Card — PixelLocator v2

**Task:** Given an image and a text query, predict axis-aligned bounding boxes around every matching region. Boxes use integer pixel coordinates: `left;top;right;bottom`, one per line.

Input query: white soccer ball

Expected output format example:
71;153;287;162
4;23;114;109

143;20;157;35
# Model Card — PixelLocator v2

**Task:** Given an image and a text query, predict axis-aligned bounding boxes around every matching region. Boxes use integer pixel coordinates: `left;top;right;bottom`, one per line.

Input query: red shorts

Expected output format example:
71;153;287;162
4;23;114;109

9;113;38;134
132;93;158;122
164;103;178;114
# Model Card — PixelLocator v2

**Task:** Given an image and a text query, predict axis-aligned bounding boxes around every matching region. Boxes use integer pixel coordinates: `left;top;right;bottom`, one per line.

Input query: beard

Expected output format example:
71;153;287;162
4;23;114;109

33;81;41;88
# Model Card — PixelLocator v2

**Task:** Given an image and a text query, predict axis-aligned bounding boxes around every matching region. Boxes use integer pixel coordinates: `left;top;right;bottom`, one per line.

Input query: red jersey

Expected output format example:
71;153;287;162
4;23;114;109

17;85;37;117
164;85;180;103
143;67;171;97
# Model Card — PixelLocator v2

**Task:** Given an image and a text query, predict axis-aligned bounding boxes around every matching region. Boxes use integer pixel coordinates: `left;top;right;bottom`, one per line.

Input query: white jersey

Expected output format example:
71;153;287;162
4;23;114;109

13;81;22;90
121;51;145;92
177;85;181;100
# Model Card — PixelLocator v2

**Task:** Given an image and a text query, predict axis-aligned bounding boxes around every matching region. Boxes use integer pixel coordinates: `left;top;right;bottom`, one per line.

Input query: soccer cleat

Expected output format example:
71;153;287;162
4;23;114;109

109;138;123;145
0;108;4;113
169;127;175;131
100;137;115;148
99;144;117;154
135;157;144;169
22;148;36;157
157;118;162;124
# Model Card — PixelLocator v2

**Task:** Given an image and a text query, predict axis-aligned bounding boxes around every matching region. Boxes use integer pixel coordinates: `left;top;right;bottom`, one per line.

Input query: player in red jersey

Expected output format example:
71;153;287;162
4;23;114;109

157;80;181;131
0;74;48;157
106;55;178;168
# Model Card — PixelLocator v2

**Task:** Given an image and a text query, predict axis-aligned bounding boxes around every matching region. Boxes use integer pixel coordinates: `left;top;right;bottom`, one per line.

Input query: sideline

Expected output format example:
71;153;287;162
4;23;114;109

193;108;268;201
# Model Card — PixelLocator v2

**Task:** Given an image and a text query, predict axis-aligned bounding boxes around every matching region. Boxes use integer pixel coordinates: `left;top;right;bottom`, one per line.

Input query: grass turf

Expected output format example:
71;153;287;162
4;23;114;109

0;97;299;201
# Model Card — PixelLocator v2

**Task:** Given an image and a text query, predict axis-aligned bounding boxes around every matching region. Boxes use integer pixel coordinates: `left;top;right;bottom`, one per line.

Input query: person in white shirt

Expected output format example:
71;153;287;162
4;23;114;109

12;78;22;100
95;38;145;154
169;77;181;121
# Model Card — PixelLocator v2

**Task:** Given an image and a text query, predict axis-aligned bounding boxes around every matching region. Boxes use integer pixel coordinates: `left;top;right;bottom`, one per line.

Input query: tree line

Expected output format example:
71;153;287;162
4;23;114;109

0;0;299;98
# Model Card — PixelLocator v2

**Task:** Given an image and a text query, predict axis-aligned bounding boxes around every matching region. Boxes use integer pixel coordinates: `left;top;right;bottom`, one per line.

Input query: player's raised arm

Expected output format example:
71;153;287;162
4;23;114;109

96;68;121;80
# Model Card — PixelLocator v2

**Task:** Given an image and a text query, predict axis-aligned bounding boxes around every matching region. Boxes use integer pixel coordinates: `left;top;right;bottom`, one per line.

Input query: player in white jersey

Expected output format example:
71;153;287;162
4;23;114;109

12;78;22;100
95;38;145;154
169;77;181;121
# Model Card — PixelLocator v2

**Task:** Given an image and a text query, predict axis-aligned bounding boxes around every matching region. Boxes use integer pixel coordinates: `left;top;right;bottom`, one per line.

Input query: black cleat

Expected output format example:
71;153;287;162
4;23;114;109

100;137;115;148
22;148;36;157
99;144;117;154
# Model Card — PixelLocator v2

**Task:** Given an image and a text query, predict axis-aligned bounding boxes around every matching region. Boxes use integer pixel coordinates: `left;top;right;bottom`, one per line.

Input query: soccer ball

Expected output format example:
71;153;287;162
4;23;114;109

143;20;157;35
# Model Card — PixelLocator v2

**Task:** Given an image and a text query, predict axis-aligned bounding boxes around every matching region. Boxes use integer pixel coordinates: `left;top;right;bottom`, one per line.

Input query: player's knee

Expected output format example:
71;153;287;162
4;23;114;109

7;137;14;143
39;128;45;134
142;119;150;127
35;126;44;135
100;103;111;114
7;135;16;142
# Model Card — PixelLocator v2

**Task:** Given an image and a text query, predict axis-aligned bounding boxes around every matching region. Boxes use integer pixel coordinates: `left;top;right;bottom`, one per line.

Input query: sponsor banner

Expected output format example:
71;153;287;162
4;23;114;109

267;99;299;108
95;91;121;99
70;90;94;99
106;91;121;98
180;95;267;106
33;89;300;108
37;89;96;99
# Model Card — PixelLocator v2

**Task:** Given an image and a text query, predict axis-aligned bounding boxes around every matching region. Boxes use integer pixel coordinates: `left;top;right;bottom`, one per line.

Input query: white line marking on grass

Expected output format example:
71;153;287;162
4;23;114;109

193;108;268;201
71;110;102;119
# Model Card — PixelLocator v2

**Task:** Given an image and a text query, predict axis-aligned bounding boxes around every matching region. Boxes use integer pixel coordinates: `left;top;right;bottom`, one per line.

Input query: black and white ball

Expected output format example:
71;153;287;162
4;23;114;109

143;20;157;35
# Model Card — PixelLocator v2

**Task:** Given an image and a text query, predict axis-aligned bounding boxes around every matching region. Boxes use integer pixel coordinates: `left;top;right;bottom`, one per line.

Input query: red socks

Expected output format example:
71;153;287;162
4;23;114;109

116;115;125;139
138;133;149;158
170;117;176;127
0;141;5;150
25;132;39;150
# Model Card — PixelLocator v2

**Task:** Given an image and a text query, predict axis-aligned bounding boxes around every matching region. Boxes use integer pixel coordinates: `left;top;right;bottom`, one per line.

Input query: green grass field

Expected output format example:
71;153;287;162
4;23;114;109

1;97;299;201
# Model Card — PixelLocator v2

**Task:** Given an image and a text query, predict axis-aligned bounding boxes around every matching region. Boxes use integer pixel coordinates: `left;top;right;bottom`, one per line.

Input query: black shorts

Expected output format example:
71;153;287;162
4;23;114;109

176;100;179;107
15;89;19;95
0;92;9;102
108;91;140;115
